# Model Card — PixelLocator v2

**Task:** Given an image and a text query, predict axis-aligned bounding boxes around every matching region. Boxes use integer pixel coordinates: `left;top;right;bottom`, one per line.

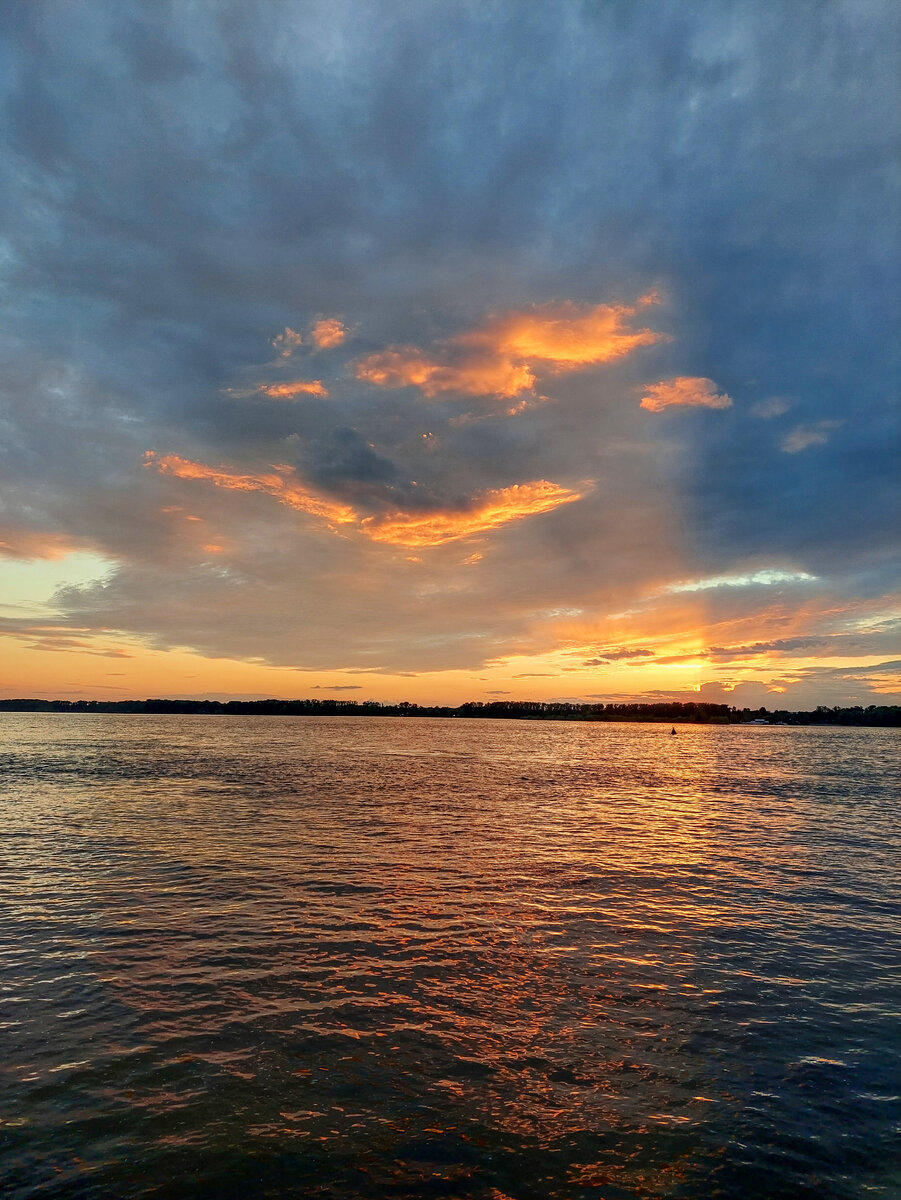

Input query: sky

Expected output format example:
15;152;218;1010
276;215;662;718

0;0;898;708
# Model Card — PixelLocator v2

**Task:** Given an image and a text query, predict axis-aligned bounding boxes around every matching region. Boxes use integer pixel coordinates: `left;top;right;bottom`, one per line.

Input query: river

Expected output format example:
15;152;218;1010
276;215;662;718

1;715;898;1198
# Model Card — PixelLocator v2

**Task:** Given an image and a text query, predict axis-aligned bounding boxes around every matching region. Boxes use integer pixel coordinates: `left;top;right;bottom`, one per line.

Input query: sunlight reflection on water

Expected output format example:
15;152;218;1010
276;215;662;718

1;715;899;1199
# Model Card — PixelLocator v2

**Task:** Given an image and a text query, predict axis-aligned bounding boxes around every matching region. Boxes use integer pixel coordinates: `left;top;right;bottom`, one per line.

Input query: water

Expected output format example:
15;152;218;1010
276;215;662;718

1;715;899;1199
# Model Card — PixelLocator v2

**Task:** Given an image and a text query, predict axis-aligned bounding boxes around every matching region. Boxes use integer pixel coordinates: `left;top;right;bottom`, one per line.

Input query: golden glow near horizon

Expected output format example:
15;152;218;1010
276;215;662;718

4;620;897;704
3;544;897;705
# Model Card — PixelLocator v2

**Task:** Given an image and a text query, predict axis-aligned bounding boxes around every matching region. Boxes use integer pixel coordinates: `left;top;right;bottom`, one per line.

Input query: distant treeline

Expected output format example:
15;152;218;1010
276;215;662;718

1;698;898;725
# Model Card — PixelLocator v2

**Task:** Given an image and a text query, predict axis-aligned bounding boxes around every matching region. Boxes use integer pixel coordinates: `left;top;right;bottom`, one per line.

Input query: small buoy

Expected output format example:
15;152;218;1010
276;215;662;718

671;727;677;735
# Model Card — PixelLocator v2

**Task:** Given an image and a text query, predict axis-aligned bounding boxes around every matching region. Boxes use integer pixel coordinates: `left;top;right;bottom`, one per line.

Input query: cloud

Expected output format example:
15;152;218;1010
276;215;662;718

640;377;732;412
483;293;665;367
356;293;666;399
664;568;817;594
780;421;842;453
359;482;585;549
703;622;901;662
557;593;901;703
0;616;134;657
714;660;901;704
258;381;329;399
605;658;901;707
583;646;655;664
147;451;584;548
751;397;791;419
311;318;346;349
146;452;359;527
310;684;361;690
356;347;536;400
360;481;585;546
272;327;303;357
0;531;90;560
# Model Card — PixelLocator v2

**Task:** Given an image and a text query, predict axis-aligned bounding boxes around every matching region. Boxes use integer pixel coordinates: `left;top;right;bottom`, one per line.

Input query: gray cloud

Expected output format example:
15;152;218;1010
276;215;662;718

706;629;901;661
615;660;901;708
780;421;843;454
750;397;791;419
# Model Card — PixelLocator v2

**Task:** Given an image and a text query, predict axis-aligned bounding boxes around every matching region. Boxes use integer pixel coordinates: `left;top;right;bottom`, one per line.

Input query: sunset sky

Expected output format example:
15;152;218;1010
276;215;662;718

1;1;898;707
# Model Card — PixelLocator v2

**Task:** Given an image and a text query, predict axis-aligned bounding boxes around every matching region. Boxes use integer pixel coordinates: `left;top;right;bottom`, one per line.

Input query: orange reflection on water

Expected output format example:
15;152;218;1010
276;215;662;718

15;714;855;1197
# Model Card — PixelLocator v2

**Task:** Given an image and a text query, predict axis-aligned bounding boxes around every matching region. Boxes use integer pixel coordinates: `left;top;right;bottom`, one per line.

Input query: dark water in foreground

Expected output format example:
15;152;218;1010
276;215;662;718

1;715;899;1200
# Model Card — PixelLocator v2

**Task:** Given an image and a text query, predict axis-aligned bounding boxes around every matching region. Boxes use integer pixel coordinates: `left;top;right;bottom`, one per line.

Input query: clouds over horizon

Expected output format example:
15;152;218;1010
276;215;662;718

0;1;897;702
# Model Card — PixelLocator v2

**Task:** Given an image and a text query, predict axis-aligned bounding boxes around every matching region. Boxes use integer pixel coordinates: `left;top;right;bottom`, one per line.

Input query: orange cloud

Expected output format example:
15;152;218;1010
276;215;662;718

640;376;732;412
271;327;303;357
311;317;346;349
363;481;584;546
0;617;135;658
356;349;535;398
259;380;329;399
0;530;88;560
146;453;582;547
146;453;357;527
482;292;664;368
356;293;666;399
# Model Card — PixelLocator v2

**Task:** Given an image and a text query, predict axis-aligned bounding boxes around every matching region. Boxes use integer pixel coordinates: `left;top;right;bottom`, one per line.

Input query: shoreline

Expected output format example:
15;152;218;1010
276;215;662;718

2;698;898;727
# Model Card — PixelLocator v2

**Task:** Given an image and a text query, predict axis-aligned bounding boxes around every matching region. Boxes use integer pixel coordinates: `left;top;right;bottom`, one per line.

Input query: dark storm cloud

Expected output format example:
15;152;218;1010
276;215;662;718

0;1;897;680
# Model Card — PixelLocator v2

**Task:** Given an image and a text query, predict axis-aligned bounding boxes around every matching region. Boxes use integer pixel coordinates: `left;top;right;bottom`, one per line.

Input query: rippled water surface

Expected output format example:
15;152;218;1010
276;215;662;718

1;715;899;1199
